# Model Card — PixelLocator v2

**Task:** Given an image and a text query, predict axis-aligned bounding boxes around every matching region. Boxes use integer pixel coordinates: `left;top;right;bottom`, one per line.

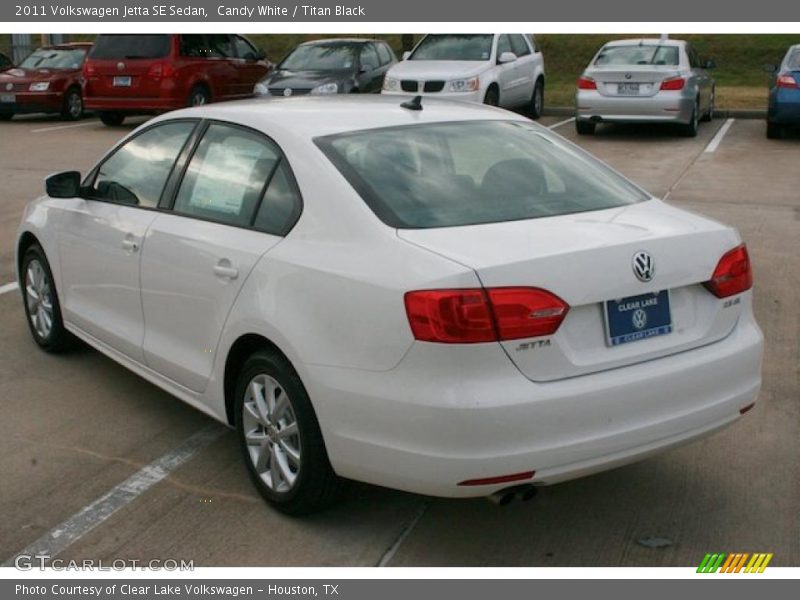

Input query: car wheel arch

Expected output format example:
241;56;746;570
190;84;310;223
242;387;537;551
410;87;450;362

17;231;42;281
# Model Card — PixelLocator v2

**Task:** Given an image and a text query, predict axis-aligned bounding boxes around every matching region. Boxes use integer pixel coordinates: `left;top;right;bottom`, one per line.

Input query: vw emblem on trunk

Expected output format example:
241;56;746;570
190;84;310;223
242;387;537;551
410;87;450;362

116;62;125;71
625;72;632;80
632;308;648;330
5;83;12;91
283;88;293;97
632;251;655;282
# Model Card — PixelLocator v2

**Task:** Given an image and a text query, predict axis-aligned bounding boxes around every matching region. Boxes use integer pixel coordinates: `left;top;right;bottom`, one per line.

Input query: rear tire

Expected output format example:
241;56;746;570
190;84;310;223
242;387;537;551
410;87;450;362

679;101;699;137
766;121;783;139
235;350;342;515
187;84;211;107
700;88;714;122
21;244;75;353
99;111;125;126
575;119;596;135
483;86;499;107
0;111;13;121
529;78;544;119
60;87;83;121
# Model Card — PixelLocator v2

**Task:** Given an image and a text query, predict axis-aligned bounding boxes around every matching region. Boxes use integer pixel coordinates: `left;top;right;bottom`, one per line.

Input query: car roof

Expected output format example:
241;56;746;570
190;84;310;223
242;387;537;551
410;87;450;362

603;38;684;47
299;38;384;46
160;95;530;140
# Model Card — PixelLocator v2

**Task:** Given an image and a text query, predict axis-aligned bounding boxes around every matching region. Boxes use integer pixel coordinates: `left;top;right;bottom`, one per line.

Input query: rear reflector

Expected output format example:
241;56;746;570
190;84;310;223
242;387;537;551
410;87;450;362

577;76;597;90
405;287;569;344
739;403;756;415
458;471;535;486
660;76;686;91
704;244;753;298
777;74;799;89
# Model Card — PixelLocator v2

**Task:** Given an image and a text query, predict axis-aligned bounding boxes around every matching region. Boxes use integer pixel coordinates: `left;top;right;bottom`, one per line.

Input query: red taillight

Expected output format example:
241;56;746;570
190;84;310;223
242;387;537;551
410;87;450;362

704;244;753;298
577;76;597;90
404;287;569;344
777;74;799;89
83;63;97;77
146;61;175;80
660;76;686;91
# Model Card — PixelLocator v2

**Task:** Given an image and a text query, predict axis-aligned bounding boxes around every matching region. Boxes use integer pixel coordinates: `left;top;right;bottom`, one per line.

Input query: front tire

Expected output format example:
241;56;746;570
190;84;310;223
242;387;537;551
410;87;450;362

483;86;499;107
0;111;13;121
99;111;125;126
21;244;74;353
187;84;211;107
60;87;83;121
235;350;342;515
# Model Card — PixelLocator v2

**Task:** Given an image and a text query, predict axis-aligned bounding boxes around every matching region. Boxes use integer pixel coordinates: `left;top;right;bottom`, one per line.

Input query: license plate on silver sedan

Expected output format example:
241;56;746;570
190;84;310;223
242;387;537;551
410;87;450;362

605;290;672;346
113;76;132;87
617;83;640;95
0;94;15;103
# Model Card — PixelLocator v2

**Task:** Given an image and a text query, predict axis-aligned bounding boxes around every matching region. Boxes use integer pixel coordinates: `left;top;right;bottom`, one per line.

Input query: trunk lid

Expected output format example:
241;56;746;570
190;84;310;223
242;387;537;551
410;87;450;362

398;200;744;381
585;65;682;97
84;34;173;98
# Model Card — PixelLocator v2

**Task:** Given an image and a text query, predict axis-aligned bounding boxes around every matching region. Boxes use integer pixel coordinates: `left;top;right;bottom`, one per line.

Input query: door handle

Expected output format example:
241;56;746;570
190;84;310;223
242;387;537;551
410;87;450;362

121;238;139;252
213;261;239;280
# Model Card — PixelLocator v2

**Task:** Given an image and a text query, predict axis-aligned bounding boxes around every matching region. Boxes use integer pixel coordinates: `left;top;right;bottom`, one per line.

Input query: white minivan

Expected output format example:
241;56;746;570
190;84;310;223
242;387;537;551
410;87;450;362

381;34;546;117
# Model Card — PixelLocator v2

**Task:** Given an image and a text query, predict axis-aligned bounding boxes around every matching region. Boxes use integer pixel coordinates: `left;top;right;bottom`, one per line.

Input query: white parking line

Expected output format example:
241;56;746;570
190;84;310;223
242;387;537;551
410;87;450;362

548;117;575;130
31;120;99;134
704;118;736;153
377;499;431;567
0;281;19;295
1;425;226;567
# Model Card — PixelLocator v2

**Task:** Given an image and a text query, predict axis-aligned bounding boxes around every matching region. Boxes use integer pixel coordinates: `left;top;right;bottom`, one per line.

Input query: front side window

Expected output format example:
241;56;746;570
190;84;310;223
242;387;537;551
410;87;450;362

172;124;283;229
360;44;380;70
19;48;86;69
376;43;393;65
92;121;195;208
317;121;648;229
409;35;494;62
509;35;531;57
497;35;512;58
234;36;259;60
595;45;680;67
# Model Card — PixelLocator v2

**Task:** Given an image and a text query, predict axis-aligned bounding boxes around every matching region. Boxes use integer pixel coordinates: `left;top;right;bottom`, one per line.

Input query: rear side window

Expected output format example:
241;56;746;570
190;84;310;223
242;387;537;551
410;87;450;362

92;121;195;208
317;120;648;229
784;49;800;70
180;35;233;58
509;35;531;57
90;35;170;60
595;45;679;66
173;123;300;234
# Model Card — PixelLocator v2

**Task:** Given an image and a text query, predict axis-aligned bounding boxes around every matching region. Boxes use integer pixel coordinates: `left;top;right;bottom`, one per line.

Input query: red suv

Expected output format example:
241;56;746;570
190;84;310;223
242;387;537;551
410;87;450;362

83;34;271;126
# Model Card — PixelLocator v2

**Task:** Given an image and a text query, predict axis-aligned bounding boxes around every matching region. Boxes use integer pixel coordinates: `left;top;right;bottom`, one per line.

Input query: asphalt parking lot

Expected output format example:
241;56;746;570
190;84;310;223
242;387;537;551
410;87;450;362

0;112;798;568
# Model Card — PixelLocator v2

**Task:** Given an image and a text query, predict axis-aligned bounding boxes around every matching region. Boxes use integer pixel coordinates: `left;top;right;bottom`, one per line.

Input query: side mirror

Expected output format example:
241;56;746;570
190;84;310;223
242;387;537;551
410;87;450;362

703;59;717;69
402;51;411;61
498;51;517;64
45;171;81;198
762;63;777;73
256;49;267;61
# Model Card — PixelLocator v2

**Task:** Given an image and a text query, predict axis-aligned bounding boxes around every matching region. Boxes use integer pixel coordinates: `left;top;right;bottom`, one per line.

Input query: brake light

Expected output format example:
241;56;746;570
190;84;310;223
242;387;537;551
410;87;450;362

660;76;686;91
577;76;597;90
146;61;175;80
404;287;569;344
777;74;799;88
704;244;753;298
83;63;97;77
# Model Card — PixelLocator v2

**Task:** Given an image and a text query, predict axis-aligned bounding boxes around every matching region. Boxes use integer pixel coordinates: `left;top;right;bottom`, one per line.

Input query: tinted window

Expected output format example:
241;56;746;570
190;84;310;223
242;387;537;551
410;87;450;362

93;122;194;208
497;35;512;57
90;35;170;59
180;34;232;58
173;124;280;228
19;48;86;69
280;43;357;71
376;43;393;65
253;162;302;235
509;35;531;57
410;35;493;61
786;49;800;70
360;44;379;70
234;35;259;60
0;53;11;69
595;45;679;66
318;121;648;229
687;45;700;68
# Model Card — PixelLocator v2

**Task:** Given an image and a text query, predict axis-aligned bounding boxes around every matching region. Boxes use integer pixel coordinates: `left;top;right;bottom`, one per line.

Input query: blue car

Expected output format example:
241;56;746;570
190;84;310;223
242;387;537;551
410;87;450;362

767;44;800;138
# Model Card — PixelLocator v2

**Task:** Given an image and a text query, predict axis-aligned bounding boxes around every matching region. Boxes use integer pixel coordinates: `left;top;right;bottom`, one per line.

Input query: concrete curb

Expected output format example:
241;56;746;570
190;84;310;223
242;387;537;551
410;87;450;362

542;107;767;119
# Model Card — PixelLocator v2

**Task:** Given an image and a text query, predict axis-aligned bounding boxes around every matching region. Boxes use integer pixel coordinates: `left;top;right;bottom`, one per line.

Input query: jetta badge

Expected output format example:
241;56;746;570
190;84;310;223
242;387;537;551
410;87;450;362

632;251;655;282
283;88;293;97
116;62;125;71
5;83;12;91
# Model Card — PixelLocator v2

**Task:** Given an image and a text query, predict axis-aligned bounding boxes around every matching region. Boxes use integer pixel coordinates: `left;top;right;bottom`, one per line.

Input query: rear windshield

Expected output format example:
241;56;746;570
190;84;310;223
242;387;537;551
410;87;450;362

785;49;800;70
410;35;494;61
89;35;170;60
595;45;680;66
280;43;357;71
19;48;86;69
316;121;648;229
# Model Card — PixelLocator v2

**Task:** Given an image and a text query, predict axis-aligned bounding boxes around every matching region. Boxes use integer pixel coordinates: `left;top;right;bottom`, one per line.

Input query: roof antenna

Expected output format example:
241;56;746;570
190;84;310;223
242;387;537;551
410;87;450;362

401;95;423;111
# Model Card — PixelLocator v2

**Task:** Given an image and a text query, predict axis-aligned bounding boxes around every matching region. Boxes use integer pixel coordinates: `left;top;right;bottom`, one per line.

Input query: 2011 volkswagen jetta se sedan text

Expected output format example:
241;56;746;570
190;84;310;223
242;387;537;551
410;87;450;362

16;96;763;514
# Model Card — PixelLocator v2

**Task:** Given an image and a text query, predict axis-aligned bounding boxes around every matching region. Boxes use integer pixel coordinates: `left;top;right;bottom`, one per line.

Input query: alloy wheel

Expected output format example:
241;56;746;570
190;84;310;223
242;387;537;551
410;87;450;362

25;259;54;340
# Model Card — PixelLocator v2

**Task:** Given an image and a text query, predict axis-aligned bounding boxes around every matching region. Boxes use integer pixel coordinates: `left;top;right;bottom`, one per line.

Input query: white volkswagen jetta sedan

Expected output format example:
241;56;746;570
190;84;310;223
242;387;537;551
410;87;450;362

16;96;762;514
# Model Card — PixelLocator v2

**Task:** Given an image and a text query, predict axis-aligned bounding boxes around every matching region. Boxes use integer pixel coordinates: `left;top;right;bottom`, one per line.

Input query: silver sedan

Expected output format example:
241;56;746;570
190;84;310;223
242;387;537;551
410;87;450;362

575;38;716;137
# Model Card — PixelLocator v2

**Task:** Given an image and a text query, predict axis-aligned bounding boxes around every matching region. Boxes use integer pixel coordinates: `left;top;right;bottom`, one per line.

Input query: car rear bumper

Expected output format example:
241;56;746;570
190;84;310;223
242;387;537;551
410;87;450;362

576;90;696;124
768;100;800;124
307;304;763;498
0;92;63;113
83;96;185;114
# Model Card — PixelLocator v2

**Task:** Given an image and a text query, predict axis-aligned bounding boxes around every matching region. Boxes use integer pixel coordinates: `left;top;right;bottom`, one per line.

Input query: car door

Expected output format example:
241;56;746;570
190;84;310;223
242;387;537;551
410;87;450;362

508;34;536;105
139;121;301;393
232;35;270;97
57;120;197;362
180;34;238;101
494;35;522;107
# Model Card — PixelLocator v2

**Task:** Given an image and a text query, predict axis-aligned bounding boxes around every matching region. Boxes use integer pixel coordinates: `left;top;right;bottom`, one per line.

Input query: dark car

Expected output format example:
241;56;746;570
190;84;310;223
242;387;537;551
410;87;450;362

766;44;800;138
83;34;271;126
253;38;396;97
0;52;12;71
0;43;91;121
